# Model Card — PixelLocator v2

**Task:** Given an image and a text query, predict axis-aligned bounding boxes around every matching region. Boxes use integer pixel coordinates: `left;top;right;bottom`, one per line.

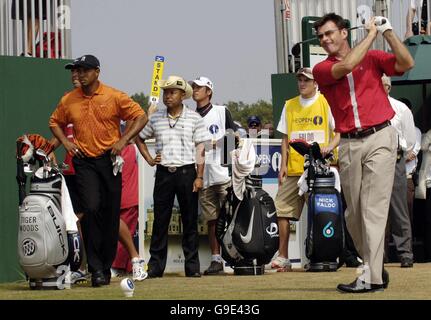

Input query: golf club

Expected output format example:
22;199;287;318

291;17;387;57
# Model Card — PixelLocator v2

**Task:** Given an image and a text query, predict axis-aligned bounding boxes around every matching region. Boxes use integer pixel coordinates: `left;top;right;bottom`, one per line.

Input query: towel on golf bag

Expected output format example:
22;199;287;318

297;167;341;196
33;168;78;233
232;139;256;200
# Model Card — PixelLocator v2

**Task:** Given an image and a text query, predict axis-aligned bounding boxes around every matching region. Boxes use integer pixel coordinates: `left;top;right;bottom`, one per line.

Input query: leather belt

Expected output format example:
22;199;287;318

156;164;195;173
340;121;390;139
397;149;403;161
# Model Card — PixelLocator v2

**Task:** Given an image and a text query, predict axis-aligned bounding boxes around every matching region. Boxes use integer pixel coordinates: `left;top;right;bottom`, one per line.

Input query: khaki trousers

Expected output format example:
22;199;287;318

338;125;397;284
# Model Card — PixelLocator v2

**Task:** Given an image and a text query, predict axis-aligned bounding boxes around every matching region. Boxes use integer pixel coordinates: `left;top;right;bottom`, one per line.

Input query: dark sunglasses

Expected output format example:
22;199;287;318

316;28;340;40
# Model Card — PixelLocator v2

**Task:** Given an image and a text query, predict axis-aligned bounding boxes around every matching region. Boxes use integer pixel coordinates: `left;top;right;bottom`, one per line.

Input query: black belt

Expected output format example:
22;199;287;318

397;149;404;161
79;151;111;160
340;121;390;139
156;164;195;173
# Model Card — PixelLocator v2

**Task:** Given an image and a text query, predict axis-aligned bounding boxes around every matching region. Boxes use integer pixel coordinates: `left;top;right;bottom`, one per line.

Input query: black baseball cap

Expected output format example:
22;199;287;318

65;55;100;70
247;115;261;127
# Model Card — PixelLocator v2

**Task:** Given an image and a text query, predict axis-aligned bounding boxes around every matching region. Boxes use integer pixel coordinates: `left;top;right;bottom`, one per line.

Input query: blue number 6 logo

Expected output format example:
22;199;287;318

323;221;334;238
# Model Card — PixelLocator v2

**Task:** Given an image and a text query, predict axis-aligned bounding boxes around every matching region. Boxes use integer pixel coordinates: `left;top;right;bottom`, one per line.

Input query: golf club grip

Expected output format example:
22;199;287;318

342;19;386;32
375;18;387;25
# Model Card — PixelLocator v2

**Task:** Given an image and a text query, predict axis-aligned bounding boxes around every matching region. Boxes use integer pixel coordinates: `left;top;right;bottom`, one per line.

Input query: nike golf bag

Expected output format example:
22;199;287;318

216;174;279;275
289;139;344;272
16;136;83;289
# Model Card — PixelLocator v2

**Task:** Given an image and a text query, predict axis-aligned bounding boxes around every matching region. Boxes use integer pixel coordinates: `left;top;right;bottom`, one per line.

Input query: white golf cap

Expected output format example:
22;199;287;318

189;76;214;92
296;67;314;80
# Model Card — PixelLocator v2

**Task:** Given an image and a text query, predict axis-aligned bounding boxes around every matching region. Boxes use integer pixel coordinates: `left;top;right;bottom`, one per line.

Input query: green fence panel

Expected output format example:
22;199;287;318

0;56;71;283
271;73;299;138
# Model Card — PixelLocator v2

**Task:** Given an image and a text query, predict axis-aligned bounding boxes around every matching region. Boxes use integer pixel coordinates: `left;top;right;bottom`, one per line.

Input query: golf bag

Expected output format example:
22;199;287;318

216;175;279;275
16;135;83;289
290;139;344;272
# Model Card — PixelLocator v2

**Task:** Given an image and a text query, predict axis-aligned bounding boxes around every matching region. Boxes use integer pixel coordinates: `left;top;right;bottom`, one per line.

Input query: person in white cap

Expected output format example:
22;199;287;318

189;76;237;275
137;75;209;278
273;67;340;272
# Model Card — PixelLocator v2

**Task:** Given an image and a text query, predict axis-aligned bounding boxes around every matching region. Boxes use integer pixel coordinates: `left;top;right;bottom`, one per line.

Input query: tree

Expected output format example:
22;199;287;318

226;99;273;128
131;92;150;112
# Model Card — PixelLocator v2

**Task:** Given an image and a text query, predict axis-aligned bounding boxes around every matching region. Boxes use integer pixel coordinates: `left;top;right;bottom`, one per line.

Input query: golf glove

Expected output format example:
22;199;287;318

375;16;392;34
112;155;124;176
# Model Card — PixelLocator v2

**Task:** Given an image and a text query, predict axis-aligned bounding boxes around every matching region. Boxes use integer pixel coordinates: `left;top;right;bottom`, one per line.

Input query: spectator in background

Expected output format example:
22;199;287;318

11;0;47;57
420;128;431;261
398;98;422;228
247;115;262;138
263;122;275;138
405;0;431;38
382;76;416;268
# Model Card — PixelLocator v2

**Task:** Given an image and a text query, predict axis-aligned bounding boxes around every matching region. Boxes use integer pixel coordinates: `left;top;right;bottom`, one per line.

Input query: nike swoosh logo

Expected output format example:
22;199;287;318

240;207;254;244
267;211;276;218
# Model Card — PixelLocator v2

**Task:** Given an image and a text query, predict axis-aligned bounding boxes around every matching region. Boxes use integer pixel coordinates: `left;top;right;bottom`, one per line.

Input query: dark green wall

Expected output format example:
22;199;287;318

271;73;299;138
0;56;71;283
391;83;431;131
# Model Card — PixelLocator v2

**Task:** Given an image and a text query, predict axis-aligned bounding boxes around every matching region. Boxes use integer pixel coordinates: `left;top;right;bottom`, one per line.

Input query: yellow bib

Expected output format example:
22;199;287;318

285;94;337;176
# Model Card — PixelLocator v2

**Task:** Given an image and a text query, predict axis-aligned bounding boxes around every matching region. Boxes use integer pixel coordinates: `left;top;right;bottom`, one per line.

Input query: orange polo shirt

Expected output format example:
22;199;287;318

49;82;145;157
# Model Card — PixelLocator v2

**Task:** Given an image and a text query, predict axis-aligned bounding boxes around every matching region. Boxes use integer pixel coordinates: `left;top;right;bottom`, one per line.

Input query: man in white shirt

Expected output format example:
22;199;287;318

420;129;431;261
382;75;416;268
397;99;422;224
189;76;237;275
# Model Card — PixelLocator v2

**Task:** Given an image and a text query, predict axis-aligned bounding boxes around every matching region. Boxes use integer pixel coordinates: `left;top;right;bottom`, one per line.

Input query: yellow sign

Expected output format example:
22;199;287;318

150;55;165;104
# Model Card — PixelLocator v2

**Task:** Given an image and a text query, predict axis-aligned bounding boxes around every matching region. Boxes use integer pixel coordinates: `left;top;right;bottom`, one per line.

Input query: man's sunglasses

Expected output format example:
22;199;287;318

316;28;340;40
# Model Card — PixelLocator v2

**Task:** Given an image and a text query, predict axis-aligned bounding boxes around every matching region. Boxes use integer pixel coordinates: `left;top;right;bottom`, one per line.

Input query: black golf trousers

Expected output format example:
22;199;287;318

148;164;200;276
73;152;121;273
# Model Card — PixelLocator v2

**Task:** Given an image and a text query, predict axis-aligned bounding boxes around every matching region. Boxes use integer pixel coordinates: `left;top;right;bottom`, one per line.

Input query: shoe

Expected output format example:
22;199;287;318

70;270;88;284
337;278;385;293
382;268;389;289
400;257;413;268
91;270;106;287
103;269;111;285
203;261;224;275
186;272;202;278
147;269;163;279
132;257;148;281
271;256;292;272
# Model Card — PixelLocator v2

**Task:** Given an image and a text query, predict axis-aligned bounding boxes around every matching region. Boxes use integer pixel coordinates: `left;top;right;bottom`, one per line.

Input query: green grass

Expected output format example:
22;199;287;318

1;263;430;300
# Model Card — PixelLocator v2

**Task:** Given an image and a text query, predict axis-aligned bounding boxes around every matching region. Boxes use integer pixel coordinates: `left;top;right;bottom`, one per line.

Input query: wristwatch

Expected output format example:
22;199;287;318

197;176;204;180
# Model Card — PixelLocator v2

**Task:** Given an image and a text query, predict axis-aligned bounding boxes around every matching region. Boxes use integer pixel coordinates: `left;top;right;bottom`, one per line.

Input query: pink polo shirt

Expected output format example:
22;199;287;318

120;144;138;209
313;50;403;133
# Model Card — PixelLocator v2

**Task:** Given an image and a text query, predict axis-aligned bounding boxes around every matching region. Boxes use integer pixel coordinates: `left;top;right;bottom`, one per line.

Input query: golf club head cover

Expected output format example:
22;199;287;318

375;16;392;34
